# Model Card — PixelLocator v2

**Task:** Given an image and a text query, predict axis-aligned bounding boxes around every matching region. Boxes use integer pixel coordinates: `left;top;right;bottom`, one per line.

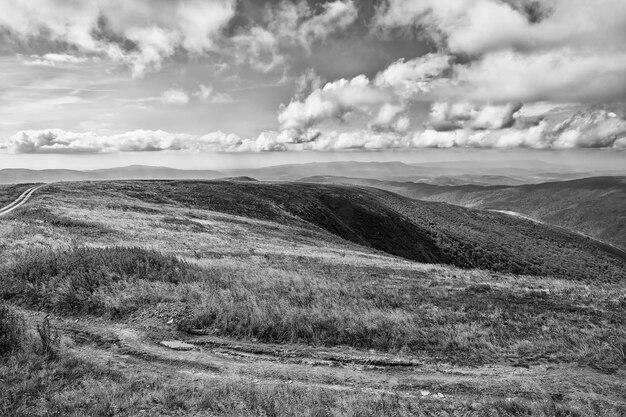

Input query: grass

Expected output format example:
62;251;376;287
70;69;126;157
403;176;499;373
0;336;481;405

0;183;35;208
1;180;625;415
1;247;204;317
16;207;113;236
3;352;591;417
66;180;625;281
2;246;625;369
0;304;26;356
0;306;594;416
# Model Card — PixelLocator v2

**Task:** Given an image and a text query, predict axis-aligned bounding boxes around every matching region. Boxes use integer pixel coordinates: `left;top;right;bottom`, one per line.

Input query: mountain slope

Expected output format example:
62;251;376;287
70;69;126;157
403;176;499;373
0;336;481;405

80;180;626;281
304;175;626;249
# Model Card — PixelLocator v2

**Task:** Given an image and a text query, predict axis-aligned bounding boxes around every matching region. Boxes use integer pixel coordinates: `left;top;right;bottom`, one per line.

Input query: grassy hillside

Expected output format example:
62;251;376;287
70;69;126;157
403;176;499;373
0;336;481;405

305;176;626;249
1;180;625;415
83;180;626;282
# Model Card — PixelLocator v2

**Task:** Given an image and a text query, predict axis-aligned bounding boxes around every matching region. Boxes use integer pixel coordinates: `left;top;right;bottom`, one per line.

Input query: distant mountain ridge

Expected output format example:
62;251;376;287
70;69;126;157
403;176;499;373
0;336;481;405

3;160;624;185
0;165;224;184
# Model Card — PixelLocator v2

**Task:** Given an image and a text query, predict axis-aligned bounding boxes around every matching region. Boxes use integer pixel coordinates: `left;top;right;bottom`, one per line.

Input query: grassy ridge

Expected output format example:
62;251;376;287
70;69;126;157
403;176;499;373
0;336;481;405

90;180;626;281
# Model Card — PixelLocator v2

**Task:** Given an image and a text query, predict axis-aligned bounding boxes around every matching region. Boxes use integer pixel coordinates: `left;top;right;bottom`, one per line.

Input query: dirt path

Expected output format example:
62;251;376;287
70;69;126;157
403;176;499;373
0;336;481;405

17;308;625;407
0;184;44;217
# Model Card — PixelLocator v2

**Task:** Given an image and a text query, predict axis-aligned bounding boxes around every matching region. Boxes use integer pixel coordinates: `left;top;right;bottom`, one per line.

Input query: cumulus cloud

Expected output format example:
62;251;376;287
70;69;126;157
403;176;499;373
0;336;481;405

278;75;392;131
266;0;626;151
3;0;625;153
0;0;236;77
161;88;190;105
374;0;626;56
445;49;626;104
428;102;522;131
551;109;626;149
3;108;625;156
279;54;452;132
1;128;305;154
373;0;626;104
2;129;242;153
373;54;451;99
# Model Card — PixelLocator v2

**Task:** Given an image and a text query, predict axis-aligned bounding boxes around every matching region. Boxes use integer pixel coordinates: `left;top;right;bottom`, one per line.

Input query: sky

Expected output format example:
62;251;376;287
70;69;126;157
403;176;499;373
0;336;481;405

0;0;625;169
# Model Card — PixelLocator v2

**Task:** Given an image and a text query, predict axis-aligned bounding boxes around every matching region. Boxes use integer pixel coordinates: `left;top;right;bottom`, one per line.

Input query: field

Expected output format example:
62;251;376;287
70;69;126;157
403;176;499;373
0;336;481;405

1;180;625;416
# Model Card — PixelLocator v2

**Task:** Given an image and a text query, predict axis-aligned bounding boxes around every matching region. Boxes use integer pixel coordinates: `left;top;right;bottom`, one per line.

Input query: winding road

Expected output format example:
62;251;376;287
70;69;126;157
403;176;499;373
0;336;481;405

0;184;44;217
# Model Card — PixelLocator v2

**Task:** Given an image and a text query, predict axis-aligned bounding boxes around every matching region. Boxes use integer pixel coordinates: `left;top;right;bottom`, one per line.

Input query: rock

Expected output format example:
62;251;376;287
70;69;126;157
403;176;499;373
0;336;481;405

160;340;195;351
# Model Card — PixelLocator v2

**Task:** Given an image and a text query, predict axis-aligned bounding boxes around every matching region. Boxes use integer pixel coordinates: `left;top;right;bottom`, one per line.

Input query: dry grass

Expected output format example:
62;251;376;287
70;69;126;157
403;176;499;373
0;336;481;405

1;180;625;415
2;245;625;369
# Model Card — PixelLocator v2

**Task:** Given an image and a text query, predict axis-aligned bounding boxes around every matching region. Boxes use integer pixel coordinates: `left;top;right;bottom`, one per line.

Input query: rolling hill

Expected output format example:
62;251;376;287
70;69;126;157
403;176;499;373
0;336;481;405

303;176;626;249
70;180;626;281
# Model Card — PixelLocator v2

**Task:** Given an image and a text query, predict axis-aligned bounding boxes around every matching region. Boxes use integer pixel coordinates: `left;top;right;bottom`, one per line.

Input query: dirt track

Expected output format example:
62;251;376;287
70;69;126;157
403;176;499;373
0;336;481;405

17;307;626;407
0;185;44;217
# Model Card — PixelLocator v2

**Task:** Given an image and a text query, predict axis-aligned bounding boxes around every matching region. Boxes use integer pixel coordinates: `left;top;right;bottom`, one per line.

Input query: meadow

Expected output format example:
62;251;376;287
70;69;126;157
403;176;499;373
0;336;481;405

1;180;625;416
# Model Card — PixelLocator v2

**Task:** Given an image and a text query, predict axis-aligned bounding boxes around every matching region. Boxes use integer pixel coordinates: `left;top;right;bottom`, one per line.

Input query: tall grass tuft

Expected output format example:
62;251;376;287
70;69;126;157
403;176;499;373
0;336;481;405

0;304;25;356
1;247;204;316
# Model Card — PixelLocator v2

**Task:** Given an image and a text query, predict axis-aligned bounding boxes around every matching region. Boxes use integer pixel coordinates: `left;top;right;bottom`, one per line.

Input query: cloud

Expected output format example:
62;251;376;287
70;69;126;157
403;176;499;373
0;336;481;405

3;107;626;156
278;53;455;133
373;0;626;105
278;75;392;131
1;128;298;153
445;49;626;104
551;109;626;149
161;88;190;105
373;54;451;99
2;129;242;153
194;85;235;104
374;0;626;55
21;53;91;67
298;0;358;51
231;0;358;72
0;0;236;77
370;104;410;132
428;102;522;131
